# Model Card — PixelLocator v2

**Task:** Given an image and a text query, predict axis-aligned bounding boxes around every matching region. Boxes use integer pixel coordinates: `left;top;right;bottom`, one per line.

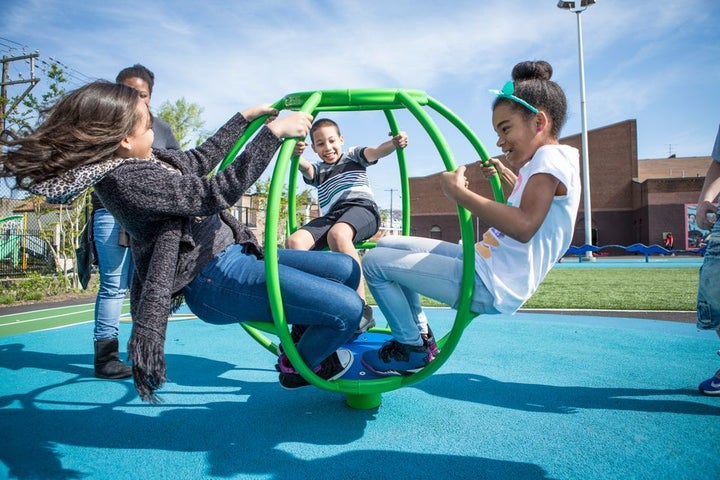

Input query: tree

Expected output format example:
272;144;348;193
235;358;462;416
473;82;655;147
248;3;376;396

251;179;316;247
155;97;207;149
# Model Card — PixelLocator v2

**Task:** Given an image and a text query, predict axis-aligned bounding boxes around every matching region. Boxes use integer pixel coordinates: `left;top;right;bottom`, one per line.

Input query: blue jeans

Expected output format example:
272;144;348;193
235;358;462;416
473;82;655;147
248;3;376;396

697;219;720;330
362;236;497;346
93;208;134;341
182;244;363;368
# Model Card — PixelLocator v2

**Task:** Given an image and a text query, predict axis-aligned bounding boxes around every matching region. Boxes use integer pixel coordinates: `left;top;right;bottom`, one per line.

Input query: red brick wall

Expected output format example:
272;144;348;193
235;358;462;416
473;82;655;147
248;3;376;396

409;119;705;250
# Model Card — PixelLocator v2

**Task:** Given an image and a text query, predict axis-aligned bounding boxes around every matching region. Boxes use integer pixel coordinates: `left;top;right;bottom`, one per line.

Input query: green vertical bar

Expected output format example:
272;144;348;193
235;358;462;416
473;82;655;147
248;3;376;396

382;109;411;235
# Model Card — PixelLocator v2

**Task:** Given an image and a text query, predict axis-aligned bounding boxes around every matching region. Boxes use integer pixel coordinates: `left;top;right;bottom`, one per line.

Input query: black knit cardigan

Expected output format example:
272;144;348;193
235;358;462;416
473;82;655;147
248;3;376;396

95;113;281;402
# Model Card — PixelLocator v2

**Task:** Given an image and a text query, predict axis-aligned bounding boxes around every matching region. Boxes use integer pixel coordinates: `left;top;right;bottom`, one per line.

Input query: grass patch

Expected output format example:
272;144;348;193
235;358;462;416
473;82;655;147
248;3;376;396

366;267;699;311
525;268;697;310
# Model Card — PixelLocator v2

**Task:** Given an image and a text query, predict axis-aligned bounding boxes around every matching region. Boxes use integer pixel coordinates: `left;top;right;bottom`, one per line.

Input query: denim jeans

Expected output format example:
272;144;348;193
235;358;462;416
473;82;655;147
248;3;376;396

697;219;720;330
362;236;497;346
93;208;134;341
183;244;363;368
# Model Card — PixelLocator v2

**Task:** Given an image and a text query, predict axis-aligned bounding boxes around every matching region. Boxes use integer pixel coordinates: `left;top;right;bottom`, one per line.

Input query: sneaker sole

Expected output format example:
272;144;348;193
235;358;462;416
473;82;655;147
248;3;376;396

359;357;421;376
699;384;720;396
699;389;720;396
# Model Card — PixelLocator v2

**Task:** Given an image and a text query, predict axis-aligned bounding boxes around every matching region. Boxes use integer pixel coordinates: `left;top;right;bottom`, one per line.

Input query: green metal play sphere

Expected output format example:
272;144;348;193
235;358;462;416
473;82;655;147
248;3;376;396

213;89;504;409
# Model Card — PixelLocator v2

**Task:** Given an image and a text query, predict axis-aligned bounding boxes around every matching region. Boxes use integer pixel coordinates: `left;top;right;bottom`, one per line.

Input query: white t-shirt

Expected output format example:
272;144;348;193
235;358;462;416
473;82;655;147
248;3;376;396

474;144;581;314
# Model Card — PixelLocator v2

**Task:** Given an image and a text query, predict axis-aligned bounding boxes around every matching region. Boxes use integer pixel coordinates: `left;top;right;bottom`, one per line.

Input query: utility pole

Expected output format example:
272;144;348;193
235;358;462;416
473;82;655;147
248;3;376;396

1;53;40;133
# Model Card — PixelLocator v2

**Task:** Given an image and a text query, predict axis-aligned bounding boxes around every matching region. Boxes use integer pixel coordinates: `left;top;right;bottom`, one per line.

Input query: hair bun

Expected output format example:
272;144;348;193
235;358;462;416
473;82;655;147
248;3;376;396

511;60;553;82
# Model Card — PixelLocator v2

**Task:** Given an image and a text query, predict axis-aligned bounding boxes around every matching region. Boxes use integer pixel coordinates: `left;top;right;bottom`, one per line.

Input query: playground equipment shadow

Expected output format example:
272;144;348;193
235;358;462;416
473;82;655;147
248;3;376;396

1;304;718;480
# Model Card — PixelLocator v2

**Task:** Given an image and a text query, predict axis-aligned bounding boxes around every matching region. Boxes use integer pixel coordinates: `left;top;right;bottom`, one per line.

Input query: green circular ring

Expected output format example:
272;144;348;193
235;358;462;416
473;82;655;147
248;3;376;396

214;89;504;408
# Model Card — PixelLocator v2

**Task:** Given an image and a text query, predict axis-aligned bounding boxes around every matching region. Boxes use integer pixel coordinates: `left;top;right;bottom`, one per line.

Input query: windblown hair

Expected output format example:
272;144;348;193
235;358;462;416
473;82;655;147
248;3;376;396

494;60;567;138
309;118;341;145
0;80;142;190
116;63;156;95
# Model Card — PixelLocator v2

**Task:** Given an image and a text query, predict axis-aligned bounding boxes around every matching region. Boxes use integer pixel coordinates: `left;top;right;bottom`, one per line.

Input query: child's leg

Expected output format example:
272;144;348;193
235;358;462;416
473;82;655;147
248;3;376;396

285;228;316;250
327;222;367;300
697;221;720;332
371;235;462;335
286;214;336;251
362;241;464;346
326;206;380;301
376;234;463;259
93;209;134;341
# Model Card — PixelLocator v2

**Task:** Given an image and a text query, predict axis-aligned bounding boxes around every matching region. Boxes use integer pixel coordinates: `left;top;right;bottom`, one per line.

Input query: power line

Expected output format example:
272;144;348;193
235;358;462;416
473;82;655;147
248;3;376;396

0;36;27;48
47;57;94;82
0;37;93;88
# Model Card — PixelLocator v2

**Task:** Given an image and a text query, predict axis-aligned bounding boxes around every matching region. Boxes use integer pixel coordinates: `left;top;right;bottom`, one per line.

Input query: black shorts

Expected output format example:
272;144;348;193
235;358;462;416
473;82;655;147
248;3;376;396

302;204;379;251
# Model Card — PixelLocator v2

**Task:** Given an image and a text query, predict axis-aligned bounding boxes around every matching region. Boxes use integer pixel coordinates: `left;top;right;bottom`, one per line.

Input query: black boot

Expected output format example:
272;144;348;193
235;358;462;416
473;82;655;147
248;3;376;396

94;338;132;379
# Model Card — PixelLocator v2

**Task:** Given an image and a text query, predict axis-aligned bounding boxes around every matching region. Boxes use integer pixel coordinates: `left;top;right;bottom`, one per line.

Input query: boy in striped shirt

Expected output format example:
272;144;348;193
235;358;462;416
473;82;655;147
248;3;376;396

287;118;408;333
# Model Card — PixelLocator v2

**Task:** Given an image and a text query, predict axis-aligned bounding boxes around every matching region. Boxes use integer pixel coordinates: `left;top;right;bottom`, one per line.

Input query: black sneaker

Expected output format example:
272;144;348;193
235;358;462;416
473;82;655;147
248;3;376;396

361;340;431;376
355;303;376;335
278;349;353;390
421;325;439;361
277;324;308;360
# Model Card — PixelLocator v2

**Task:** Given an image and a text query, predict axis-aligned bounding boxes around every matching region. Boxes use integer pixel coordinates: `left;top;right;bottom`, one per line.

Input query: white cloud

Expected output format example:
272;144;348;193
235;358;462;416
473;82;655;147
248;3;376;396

2;0;719;206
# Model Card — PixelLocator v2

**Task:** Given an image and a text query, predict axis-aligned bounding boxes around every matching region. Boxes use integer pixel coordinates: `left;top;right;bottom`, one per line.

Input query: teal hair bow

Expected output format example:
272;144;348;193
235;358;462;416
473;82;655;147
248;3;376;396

489;80;538;114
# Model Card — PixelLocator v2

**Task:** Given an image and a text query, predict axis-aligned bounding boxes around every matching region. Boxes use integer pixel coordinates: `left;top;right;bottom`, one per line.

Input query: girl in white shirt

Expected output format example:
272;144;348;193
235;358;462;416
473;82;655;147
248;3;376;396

361;60;581;376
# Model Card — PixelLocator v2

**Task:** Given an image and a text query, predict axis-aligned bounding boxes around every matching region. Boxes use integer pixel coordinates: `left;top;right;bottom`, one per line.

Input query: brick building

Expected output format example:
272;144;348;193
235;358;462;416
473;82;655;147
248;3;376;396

409;119;712;251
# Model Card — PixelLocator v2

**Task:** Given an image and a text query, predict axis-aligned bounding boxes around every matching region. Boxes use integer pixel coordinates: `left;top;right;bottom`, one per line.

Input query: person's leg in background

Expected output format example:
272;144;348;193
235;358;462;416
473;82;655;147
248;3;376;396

93;208;134;379
697;219;720;395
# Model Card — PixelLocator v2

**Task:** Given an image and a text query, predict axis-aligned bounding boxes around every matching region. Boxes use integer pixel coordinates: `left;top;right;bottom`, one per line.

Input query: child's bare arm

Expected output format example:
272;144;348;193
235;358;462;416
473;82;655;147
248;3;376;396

441;165;559;243
364;131;409;163
293;141;315;180
481;157;517;188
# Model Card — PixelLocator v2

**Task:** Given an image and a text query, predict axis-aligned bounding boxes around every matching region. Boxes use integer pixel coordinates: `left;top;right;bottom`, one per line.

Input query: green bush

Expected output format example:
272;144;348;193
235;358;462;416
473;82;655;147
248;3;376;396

0;273;97;304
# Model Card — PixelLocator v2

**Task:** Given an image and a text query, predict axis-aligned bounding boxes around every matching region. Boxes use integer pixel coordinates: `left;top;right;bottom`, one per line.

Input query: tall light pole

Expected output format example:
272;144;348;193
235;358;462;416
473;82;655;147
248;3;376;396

385;188;397;230
558;0;595;259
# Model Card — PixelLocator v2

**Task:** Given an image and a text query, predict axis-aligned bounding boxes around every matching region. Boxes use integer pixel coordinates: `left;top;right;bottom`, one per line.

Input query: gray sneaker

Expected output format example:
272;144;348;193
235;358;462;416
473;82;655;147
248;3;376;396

355;303;376;334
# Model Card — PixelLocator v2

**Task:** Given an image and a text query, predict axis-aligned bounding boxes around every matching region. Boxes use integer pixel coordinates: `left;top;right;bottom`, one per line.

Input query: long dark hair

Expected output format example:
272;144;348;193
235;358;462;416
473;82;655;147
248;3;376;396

0;80;141;189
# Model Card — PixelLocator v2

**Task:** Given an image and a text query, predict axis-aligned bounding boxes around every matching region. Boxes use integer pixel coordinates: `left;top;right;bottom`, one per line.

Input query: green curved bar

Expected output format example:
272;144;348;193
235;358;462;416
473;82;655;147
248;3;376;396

382;110;411;235
427;97;505;205
210;99;286;177
282;89;429;111
215;88;503;407
240;322;278;355
263;92;334;391
287;152;301;235
382;90;476;388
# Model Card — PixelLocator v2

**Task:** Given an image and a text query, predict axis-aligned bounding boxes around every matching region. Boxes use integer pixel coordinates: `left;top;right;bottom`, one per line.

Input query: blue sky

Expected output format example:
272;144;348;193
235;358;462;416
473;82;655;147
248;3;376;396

2;0;719;209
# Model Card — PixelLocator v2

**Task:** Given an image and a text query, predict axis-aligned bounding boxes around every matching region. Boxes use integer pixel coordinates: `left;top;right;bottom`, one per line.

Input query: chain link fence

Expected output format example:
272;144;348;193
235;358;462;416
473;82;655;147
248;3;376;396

0;227;56;277
1;195;75;280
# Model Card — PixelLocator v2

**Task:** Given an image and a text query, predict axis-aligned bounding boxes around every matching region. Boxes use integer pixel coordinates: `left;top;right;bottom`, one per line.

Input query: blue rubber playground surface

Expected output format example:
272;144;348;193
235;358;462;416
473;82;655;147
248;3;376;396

1;301;719;480
556;256;704;268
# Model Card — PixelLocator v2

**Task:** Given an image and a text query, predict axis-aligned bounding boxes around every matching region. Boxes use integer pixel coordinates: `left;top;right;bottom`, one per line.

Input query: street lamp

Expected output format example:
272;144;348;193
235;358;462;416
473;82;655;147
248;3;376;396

558;0;595;260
